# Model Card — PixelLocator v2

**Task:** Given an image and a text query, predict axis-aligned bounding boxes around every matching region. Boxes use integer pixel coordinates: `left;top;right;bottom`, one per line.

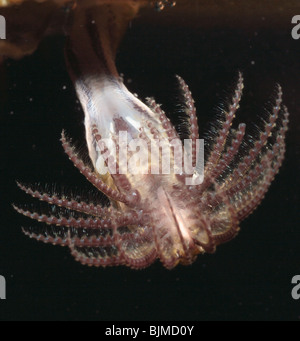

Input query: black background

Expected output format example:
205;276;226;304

0;3;299;321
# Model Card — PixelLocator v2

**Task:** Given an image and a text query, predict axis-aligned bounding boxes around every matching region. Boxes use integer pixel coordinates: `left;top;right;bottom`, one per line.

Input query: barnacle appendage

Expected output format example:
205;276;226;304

14;73;289;269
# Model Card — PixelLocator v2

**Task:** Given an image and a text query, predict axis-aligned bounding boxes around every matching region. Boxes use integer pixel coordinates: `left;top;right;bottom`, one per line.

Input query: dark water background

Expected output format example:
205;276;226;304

0;4;299;321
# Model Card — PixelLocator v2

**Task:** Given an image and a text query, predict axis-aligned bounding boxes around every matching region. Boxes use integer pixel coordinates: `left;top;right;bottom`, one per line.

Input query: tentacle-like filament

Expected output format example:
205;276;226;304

14;74;289;269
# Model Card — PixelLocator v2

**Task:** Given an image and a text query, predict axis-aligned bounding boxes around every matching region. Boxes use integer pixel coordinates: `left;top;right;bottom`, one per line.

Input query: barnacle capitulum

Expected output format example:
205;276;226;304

10;1;289;269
